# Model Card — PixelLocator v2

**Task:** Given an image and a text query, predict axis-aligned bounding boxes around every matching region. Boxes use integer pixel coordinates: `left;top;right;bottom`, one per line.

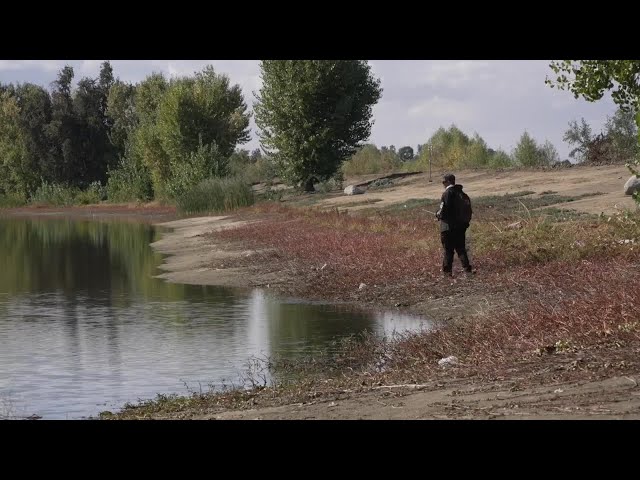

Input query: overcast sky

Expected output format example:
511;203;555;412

0;60;618;159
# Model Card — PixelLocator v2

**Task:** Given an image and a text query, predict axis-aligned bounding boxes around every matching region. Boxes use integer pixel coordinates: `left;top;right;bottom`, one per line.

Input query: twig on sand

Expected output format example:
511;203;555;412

373;384;431;390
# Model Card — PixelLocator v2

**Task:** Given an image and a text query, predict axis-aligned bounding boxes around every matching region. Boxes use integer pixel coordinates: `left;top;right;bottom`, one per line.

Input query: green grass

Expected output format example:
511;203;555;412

0;193;27;208
30;182;78;206
370;191;605;222
176;176;255;215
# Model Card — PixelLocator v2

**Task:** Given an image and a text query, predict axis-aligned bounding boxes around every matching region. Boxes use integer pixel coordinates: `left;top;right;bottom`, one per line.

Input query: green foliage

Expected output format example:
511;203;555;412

254;60;382;189
164;141;228;200
30;181;78;206
106;154;154;203
540;140;560;164
487;149;515;168
75;181;107;204
228;149;277;185
133;67;251;198
8;83;55;184
0;192;27;208
175;176;255;215
417;126;516;170
513;131;556;167
0;92;38;197
1;63;252;204
605;108;639;160
563;118;593;161
398;146;414;161
547;60;640;187
156;68;249;161
342;144;401;176
547;60;640;111
315;175;344;193
106;80;137;159
564;108;638;165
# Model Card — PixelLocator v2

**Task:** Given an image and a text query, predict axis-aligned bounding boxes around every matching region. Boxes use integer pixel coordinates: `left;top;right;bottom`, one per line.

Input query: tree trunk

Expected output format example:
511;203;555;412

304;176;316;192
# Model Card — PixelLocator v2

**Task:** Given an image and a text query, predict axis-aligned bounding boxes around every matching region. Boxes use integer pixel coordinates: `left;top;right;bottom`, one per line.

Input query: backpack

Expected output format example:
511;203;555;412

455;190;473;225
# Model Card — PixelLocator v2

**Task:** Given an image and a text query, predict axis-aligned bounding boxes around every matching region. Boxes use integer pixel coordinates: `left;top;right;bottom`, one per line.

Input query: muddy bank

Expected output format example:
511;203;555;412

150;216;292;290
148;215;511;324
1;202;177;223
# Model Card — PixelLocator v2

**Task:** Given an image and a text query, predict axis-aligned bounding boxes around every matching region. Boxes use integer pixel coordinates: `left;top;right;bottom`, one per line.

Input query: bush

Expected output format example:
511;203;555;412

0;192;27;208
164;142;228;200
30;181;77;206
316;173;344;193
176;176;255;215
75;181;107;205
107;157;154;203
342;144;401;176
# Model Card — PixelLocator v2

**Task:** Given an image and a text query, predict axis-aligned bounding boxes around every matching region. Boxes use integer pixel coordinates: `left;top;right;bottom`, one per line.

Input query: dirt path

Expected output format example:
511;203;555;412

5;165;637;420
148;164;638;324
204;375;640;420
155;167;639;283
318;165;635;215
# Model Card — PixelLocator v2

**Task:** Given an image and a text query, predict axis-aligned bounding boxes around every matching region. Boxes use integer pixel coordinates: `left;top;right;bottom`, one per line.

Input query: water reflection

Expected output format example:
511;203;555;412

0;217;429;419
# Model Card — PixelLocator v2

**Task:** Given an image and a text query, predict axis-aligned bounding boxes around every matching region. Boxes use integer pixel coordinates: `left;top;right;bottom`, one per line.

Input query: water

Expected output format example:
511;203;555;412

0;216;429;419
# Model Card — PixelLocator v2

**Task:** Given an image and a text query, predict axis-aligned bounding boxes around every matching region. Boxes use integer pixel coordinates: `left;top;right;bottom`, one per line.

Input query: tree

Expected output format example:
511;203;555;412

156;67;250;163
127;73;170;189
546;60;640;111
8;83;54;185
563;118;593;162
106;80;138;159
540;140;560;165
0;92;36;197
513;131;547;167
466;133;490;167
424;125;474;169
254;60;382;191
45;65;78;185
131;67;250;198
487;149;514;168
546;60;640;201
97;61;115;122
398;146;414;161
604;108;638;160
72;70;118;186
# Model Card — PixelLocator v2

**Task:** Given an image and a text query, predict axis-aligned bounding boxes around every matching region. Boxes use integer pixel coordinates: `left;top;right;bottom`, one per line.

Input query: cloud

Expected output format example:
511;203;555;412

407;96;476;122
0;60;63;72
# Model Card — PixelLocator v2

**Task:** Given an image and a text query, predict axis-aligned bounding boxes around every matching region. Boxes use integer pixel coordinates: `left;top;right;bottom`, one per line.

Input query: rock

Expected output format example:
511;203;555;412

369;178;393;189
358;283;367;290
506;221;522;230
624;175;640;196
437;355;459;367
344;185;365;195
552;160;573;168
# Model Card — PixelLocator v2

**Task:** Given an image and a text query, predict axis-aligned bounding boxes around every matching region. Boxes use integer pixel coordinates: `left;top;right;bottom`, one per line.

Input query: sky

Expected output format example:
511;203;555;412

0;60;618;160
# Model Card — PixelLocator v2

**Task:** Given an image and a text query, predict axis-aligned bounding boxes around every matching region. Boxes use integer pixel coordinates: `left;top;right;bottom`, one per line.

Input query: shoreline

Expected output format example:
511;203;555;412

2;164;640;419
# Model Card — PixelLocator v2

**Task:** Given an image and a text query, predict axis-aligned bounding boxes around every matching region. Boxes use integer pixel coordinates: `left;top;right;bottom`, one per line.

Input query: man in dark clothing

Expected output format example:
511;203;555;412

435;173;473;276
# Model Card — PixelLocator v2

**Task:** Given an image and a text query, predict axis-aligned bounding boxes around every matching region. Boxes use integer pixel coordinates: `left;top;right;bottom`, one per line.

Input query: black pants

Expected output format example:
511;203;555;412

441;227;471;273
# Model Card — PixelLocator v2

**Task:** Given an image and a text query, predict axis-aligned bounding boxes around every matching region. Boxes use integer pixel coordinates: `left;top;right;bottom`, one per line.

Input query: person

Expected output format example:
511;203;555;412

435;173;473;276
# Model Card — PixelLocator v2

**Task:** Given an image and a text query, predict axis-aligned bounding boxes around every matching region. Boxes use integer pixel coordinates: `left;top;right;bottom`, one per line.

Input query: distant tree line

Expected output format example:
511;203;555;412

3;59;637;205
0;60;384;201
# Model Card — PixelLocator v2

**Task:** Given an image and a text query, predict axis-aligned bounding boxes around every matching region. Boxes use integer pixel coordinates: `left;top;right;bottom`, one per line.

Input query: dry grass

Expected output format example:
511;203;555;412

104;194;640;419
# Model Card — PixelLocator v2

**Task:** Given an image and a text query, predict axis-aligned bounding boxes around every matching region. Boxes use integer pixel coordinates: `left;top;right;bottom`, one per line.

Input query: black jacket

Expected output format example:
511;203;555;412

437;184;467;232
